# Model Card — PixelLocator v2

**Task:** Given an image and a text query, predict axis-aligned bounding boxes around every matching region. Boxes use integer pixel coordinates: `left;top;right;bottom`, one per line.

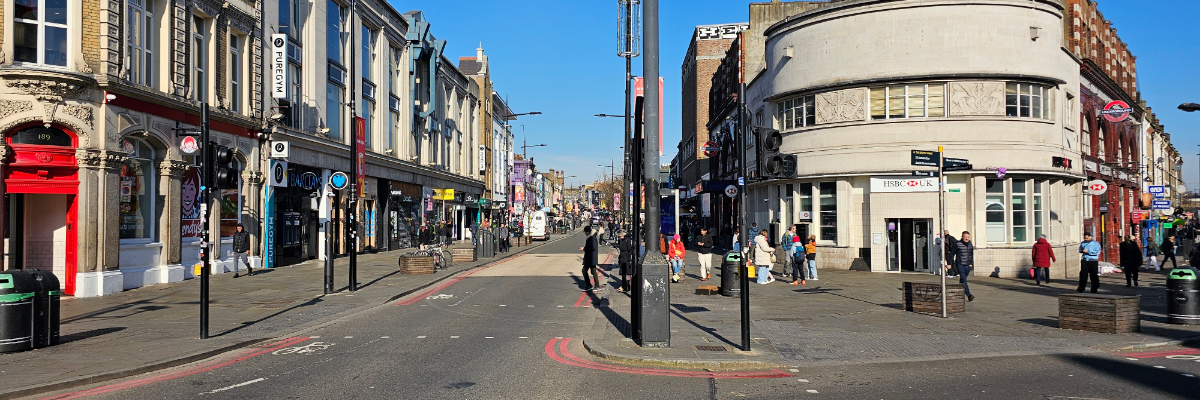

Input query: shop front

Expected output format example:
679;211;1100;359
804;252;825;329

2;125;80;294
387;181;422;250
274;164;323;266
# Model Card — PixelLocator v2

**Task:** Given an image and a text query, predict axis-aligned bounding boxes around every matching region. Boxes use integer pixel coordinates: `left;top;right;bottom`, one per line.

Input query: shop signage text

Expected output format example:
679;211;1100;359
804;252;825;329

269;160;288;187
1149;185;1166;197
289;171;321;191
271;34;287;99
871;176;939;193
270;141;290;158
1153;200;1172;210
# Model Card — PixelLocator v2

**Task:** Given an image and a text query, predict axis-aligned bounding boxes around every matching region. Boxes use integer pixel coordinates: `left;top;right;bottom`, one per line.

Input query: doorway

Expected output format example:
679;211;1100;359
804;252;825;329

886;218;931;272
6;193;76;290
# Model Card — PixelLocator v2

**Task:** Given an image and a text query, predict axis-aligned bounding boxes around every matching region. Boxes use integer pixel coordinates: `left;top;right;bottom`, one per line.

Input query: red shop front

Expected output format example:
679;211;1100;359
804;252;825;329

2;123;79;295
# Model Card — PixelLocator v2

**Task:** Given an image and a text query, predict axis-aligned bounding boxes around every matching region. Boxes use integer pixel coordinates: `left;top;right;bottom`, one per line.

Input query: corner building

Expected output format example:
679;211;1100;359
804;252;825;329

746;0;1086;277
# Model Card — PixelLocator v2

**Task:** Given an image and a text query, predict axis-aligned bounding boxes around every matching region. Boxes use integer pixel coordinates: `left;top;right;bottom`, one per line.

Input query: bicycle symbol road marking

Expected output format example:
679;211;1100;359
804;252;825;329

272;341;335;355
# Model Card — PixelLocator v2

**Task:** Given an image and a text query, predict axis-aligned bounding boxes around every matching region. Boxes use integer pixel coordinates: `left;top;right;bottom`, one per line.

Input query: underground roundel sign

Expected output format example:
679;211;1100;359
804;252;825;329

1087;179;1107;196
1100;100;1131;122
702;141;720;157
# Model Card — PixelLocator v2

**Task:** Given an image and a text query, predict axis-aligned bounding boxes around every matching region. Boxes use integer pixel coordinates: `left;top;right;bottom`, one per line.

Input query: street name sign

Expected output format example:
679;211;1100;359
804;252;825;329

943;157;969;166
943;164;973;172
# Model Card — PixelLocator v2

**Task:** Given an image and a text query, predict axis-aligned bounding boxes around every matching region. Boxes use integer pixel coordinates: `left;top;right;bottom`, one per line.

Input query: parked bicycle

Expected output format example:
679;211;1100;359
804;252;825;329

406;245;453;271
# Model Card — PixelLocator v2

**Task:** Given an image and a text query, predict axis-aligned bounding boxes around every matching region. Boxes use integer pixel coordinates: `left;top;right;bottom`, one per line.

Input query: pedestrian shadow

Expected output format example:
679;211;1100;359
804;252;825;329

213;296;324;338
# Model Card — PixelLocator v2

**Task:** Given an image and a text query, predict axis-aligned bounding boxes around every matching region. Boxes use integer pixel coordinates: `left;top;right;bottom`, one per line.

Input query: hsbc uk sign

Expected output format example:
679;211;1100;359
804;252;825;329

871;176;939;193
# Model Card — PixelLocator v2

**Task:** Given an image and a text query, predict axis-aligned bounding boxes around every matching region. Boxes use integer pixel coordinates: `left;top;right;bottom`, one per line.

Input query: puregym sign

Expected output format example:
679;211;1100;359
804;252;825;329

871;176;939;193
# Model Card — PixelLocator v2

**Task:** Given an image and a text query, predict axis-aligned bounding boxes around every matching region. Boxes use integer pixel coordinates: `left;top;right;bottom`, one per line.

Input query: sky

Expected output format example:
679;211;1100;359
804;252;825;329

391;0;1199;190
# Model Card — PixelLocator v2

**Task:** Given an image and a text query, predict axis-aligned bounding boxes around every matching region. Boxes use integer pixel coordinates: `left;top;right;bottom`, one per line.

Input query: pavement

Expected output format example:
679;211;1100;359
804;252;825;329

583;247;1200;369
0;232;574;400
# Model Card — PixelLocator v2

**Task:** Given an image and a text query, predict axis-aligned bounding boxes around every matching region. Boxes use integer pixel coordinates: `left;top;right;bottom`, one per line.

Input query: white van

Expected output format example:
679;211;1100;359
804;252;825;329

526;210;550;241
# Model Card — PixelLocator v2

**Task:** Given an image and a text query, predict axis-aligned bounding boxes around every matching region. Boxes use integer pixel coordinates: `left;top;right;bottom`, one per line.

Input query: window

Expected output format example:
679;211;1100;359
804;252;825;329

870;83;945;120
362;98;373;147
279;0;304;41
781;183;794;228
799;183;812;222
126;0;154;85
986;179;1006;242
326;0;346;67
1006;83;1050;119
361;26;376;82
776;95;814;130
1012;179;1027;242
228;34;243;113
326;82;343;140
119;138;157;241
191;15;208;102
13;0;68;66
284;62;302;128
1034;180;1045;240
819;182;836;242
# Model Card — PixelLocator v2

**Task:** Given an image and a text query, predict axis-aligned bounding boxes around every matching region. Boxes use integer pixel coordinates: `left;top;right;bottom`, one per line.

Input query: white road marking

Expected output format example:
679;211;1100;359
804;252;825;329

519;337;528;339
343;336;353;339
806;389;818;393
797;379;809;383
1154;366;1166;369
1183;374;1195;378
789;369;799;373
451;336;460;339
528;305;535;307
309;336;320;339
204;378;266;394
381;336;390;339
557;305;564;308
500;304;507;307
1126;358;1139;361
417;336;426;339
485;336;494;339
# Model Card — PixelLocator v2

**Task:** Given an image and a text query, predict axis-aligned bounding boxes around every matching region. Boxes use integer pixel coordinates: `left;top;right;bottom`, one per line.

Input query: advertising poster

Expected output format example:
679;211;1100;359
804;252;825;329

181;167;203;238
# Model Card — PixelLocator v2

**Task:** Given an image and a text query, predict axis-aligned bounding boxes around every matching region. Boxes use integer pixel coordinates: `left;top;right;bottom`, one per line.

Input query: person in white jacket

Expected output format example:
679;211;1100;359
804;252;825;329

753;230;776;284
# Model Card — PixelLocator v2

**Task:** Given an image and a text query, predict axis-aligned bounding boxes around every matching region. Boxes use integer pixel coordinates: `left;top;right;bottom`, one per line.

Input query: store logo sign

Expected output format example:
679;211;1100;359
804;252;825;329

871;176;938;193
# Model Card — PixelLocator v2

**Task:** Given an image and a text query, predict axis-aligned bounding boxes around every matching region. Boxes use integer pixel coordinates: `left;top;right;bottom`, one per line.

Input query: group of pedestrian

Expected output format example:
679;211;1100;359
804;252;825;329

781;226;818;285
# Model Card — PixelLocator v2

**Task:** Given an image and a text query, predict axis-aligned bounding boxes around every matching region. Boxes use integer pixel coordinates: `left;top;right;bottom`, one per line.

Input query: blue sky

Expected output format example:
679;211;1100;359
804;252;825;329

393;0;1199;190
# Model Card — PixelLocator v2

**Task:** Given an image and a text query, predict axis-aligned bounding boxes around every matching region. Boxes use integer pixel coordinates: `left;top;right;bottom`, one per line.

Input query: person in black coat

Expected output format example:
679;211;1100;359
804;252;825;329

579;226;601;291
231;224;253;278
1119;235;1142;287
942;230;959;277
617;230;634;293
1162;236;1178;269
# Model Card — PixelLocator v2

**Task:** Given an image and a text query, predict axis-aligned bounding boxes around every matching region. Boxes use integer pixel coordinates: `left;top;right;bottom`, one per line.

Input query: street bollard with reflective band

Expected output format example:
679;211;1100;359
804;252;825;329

0;271;37;353
1167;268;1200;325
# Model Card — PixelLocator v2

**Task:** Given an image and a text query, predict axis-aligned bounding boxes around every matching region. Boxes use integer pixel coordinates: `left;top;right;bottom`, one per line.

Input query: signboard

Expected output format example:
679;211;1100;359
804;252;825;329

270;34;287;99
269;159;288;187
288;171;321;191
910;150;940;167
943;164;973;172
702;141;720;157
634;77;665;155
478;145;486;174
912;171;938;177
354;117;366;197
270;141;289;158
1100;100;1131;122
432;189;456;201
1148;185;1166;198
329;171;349;190
943;157;969;166
799;211;812;221
1132;210;1149;223
1153;200;1172;210
613;193;620;210
1086;180;1107;195
181;167;202;238
179;136;199;155
724;185;738;198
701;193;711;217
870;176;939;193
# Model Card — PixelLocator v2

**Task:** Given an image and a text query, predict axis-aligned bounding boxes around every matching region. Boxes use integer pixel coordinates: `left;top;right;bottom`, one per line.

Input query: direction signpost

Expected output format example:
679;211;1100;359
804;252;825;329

911;150;939;167
911;148;961;318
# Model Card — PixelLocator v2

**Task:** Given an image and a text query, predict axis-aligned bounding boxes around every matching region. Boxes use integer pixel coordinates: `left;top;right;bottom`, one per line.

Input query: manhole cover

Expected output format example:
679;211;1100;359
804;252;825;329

696;345;728;352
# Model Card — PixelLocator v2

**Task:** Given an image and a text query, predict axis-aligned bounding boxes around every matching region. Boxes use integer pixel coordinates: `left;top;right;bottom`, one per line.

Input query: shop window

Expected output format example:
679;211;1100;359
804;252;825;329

326;81;343;140
326;0;346;66
819;182;836;243
986;179;1005;243
13;0;69;66
119;138;157;241
219;160;243;238
9;125;72;146
1012;179;1028;243
870;83;945;120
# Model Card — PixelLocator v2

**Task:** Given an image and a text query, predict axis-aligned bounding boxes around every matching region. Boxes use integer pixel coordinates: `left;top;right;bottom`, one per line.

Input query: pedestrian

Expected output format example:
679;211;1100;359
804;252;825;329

943;230;959;277
669;234;686;282
1077;232;1102;293
749;222;761;240
1146;238;1161;271
1188;243;1200;269
617;231;634;292
754;230;776;284
790;234;806;285
946;231;975;301
499;225;510;253
1119;235;1142;287
1162;236;1178;269
781;226;797;279
804;235;819;281
732;227;740;253
1031;234;1056;285
696;227;714;281
231;223;253;278
579;226;601;291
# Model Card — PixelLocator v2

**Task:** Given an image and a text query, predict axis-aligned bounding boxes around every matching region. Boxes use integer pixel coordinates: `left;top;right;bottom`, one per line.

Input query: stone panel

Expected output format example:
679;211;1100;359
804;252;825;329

948;82;1006;116
815;87;868;124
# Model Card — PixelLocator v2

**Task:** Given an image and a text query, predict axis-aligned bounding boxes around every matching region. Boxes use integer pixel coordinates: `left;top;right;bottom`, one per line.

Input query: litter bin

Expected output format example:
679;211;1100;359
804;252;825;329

1167;268;1200;325
0;270;37;353
721;251;742;297
28;270;61;347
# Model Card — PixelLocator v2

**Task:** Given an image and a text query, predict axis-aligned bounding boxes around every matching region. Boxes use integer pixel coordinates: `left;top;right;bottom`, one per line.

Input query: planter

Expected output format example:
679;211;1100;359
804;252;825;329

399;256;435;275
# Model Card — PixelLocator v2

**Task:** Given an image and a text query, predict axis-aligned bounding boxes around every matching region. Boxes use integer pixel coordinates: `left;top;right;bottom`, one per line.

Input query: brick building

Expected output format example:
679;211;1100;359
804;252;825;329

678;23;746;213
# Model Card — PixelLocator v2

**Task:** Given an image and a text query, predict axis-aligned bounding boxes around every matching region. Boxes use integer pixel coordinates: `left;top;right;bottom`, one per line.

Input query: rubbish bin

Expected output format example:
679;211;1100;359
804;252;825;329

721;251;742;297
1167;268;1200;325
0;270;37;353
28;270;61;347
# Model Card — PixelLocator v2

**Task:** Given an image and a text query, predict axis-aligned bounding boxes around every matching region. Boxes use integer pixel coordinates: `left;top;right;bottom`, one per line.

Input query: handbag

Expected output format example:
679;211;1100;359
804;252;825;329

770;253;778;263
1029;268;1036;279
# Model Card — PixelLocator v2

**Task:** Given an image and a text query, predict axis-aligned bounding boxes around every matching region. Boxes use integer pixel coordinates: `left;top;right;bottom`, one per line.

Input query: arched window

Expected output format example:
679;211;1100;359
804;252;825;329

119;138;158;241
8;125;73;146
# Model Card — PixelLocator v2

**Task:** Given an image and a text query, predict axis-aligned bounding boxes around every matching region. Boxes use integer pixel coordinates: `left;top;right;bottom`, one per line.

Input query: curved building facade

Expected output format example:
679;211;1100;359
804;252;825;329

745;0;1086;277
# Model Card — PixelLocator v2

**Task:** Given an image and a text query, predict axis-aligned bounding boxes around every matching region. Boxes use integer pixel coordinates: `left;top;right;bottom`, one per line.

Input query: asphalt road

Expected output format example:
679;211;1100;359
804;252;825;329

31;231;1200;400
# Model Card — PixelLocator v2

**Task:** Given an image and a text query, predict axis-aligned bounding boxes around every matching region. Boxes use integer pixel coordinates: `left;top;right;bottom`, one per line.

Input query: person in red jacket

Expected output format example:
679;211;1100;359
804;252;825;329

1031;234;1056;285
669;234;687;282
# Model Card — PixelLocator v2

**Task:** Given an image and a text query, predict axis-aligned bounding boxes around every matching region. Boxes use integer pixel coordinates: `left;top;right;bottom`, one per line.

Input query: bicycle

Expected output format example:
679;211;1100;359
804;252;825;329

406;245;452;271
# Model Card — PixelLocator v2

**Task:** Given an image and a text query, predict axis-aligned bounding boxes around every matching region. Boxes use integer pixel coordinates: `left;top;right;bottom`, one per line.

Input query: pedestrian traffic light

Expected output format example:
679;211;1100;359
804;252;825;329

758;129;796;179
208;142;240;189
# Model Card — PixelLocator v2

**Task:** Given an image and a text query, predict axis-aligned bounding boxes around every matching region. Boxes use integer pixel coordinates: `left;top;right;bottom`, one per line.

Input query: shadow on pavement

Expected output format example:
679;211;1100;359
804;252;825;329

358;269;402;290
213;296;324;337
60;327;127;344
1059;354;1199;399
61;295;172;324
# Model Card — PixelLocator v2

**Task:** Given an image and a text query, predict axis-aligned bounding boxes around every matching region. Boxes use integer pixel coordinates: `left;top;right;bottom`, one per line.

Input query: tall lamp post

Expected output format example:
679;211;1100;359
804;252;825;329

1182;104;1198;214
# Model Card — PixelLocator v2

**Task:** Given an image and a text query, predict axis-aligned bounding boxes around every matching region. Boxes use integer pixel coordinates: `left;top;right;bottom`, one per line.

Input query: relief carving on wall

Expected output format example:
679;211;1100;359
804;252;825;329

815;88;869;124
0;100;35;119
948;82;1006;116
159;160;190;177
62;104;95;129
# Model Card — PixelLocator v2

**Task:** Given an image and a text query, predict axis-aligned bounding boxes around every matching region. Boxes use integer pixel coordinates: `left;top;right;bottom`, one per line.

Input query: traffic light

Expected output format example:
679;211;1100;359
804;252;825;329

758;129;796;180
208;142;240;189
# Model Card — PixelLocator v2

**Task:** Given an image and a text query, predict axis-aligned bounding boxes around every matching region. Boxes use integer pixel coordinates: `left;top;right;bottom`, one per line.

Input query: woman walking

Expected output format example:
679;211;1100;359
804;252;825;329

1119;235;1142;287
754;230;776;284
1031;234;1056;285
804;235;819;281
1146;238;1161;271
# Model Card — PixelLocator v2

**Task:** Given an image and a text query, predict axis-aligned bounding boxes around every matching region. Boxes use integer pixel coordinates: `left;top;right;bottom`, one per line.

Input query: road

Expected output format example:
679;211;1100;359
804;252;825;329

31;231;1200;400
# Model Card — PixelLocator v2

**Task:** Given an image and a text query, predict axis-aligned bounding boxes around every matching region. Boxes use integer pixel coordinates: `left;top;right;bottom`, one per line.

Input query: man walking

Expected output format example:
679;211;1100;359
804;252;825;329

499;224;510;253
696;227;714;281
1119;235;1142;287
1031;234;1055;285
232;223;253;278
579;226;601;291
946;231;975;301
1077;232;1102;293
617;231;634;292
781;226;797;279
1162;236;1178;269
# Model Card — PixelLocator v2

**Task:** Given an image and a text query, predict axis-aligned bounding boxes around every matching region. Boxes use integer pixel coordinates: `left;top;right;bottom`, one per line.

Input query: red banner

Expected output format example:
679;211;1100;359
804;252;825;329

633;77;665;156
354;117;366;197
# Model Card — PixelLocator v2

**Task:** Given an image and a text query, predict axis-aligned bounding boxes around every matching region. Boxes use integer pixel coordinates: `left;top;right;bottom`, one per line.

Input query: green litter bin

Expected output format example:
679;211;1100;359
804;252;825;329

0;271;37;353
1167;269;1200;325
